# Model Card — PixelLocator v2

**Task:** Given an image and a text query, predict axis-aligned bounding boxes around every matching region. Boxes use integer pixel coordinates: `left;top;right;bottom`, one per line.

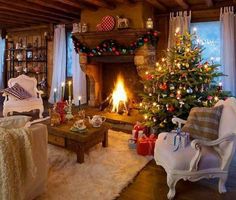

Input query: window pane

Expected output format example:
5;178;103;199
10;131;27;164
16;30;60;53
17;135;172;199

66;32;73;77
191;21;221;67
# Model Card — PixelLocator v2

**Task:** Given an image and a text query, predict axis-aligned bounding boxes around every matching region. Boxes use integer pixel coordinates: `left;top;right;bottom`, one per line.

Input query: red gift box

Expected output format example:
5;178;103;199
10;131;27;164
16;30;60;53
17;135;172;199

137;134;157;156
132;121;147;141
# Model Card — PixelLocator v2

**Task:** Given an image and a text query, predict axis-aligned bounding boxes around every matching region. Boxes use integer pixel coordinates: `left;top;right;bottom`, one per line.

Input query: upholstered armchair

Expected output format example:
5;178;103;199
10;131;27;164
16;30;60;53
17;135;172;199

154;98;236;199
3;74;44;118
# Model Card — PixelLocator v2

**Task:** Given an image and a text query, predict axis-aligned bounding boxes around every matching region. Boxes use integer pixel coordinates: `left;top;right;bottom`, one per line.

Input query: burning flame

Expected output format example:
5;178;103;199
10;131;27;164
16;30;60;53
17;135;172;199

111;75;127;112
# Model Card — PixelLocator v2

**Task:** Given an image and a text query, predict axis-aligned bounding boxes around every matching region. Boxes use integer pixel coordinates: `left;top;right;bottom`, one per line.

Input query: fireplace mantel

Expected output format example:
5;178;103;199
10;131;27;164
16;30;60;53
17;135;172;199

73;29;154;48
74;29;159;107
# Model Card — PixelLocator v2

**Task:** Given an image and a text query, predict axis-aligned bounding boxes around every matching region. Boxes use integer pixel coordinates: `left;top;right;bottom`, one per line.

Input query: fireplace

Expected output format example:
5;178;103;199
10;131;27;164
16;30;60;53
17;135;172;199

74;29;158;107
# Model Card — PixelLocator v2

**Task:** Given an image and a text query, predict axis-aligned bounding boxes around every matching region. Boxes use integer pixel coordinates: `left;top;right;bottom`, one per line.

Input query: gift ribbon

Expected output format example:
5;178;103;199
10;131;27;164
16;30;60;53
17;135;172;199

173;128;189;152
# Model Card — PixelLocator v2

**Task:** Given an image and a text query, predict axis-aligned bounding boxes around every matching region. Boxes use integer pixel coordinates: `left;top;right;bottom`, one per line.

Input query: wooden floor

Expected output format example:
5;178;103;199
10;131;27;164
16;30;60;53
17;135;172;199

1;97;236;200
117;158;236;200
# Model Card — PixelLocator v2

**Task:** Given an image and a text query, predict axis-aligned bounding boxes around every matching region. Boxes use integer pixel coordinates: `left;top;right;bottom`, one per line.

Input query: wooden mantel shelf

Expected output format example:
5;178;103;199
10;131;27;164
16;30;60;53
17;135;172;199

73;28;156;48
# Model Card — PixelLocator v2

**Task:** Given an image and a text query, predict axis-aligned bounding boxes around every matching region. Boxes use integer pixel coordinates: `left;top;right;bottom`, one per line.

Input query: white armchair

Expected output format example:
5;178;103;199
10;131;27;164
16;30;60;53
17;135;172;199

3;74;44;118
154;98;236;199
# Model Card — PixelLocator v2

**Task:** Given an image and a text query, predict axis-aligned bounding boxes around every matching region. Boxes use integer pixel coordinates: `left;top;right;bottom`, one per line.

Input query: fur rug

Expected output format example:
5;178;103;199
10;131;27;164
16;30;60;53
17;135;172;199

38;130;151;200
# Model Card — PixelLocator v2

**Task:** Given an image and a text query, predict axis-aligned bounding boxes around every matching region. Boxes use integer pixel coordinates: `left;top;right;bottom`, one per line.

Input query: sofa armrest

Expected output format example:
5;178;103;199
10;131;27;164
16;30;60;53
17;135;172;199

172;117;187;128
189;133;236;171
25;116;50;128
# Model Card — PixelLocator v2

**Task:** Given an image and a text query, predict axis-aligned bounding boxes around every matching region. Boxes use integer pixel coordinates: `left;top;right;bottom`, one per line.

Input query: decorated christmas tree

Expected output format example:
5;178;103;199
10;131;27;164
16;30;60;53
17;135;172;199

139;32;229;132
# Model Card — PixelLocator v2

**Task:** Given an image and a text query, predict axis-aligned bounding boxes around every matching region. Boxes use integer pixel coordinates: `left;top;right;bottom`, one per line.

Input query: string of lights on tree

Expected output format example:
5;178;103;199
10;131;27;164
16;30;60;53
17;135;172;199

72;30;159;56
139;29;229;132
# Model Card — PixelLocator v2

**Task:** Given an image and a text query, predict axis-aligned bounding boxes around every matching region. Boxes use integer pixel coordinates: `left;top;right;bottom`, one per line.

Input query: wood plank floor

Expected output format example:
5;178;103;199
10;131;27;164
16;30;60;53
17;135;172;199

1;97;235;200
117;158;236;200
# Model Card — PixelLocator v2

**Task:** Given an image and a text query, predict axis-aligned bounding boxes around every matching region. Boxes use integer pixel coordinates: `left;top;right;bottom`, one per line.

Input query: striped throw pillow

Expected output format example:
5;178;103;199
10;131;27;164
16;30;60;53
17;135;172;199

4;83;32;100
182;105;223;140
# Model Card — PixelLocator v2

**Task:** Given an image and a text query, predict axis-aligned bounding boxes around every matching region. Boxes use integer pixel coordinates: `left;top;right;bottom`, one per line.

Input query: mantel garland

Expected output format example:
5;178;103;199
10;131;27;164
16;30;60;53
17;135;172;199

72;30;159;57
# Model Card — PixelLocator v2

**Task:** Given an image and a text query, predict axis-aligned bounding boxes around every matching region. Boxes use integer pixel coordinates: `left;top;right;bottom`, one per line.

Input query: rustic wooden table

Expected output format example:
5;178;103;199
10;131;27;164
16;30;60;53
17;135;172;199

47;120;109;163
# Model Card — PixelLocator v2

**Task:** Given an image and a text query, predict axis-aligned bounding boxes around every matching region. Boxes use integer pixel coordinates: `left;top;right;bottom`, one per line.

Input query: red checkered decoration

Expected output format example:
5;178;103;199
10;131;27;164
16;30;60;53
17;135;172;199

101;16;115;31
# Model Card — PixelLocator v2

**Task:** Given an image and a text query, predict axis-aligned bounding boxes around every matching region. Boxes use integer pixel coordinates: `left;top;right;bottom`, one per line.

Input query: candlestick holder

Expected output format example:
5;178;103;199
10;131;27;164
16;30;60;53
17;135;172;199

66;96;74;120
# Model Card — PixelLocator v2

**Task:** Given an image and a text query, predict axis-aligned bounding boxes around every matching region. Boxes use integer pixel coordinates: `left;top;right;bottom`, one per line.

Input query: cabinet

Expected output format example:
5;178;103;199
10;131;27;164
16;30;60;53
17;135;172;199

5;38;48;96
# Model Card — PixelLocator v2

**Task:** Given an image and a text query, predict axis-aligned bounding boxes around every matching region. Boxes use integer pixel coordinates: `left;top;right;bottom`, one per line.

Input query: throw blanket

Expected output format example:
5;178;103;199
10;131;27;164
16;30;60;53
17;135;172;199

0;127;36;200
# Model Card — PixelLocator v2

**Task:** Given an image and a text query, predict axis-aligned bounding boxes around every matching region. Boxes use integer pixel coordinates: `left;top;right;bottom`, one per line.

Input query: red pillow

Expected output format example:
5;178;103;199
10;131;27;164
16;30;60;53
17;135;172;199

4;83;32;100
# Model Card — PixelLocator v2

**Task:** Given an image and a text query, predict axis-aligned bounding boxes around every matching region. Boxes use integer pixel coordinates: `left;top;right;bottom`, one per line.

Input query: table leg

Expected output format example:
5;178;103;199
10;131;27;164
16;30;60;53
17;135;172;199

76;145;85;163
102;130;108;147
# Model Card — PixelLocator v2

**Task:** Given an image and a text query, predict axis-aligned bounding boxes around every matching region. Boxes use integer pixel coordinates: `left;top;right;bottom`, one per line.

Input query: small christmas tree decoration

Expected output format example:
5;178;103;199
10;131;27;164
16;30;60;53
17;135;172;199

139;32;229;132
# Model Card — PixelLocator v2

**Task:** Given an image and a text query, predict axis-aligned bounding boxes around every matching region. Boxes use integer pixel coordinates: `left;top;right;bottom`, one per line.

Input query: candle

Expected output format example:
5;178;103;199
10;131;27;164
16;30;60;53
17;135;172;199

78;96;81;110
61;82;65;101
68;81;72;98
53;88;57;103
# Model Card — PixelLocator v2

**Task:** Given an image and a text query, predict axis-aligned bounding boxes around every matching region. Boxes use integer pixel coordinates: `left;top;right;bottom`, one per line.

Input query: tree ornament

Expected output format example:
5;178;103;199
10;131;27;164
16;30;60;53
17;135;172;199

186;87;193;94
169;84;175;90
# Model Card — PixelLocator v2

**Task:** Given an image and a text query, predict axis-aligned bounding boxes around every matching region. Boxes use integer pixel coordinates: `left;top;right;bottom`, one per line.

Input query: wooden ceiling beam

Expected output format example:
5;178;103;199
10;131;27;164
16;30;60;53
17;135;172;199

205;0;214;7
0;9;59;23
175;0;189;9
0;1;74;20
0;15;42;25
26;0;80;17
56;0;98;10
82;0;116;9
146;0;167;11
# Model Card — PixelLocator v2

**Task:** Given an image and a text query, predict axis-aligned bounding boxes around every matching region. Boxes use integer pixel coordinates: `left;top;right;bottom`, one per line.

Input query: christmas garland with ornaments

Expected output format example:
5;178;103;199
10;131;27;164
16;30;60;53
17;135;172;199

72;30;159;56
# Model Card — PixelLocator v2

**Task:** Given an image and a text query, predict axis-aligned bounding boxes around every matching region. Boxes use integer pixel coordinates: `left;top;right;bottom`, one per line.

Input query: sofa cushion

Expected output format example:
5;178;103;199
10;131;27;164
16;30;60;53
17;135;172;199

4;83;32;100
0;115;31;128
154;132;220;171
215;98;236;138
182;105;223;140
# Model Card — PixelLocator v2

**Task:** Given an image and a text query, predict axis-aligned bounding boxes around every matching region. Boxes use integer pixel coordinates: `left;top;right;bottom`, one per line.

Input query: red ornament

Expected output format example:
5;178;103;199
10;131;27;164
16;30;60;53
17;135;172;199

144;38;149;42
96;46;100;50
103;44;107;48
112;47;116;52
167;105;175;112
153;31;158;37
115;51;120;56
160;83;168;90
146;74;153;80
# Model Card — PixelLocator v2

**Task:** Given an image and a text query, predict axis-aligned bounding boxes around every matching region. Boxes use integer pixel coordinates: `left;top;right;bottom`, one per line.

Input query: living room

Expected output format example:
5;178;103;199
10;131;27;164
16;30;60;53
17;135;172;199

0;0;236;200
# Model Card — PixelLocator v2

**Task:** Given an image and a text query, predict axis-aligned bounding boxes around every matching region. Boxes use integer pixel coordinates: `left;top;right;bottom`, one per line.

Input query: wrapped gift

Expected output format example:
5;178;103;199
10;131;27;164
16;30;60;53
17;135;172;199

137;134;157;156
164;128;190;151
128;138;137;149
132;121;146;141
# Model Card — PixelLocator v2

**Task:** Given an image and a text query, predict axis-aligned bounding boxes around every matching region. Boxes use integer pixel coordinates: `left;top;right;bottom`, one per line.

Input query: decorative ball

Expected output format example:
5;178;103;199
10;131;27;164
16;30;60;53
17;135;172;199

169;84;175;90
186;87;193;94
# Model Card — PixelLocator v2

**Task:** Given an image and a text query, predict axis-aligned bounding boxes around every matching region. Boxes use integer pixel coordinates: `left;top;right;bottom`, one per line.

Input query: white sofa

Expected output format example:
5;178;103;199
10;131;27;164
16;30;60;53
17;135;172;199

24;123;48;200
154;97;236;199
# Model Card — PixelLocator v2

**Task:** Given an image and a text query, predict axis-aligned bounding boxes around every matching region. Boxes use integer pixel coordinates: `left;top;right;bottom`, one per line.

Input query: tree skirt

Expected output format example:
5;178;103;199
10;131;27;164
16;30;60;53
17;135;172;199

38;130;152;200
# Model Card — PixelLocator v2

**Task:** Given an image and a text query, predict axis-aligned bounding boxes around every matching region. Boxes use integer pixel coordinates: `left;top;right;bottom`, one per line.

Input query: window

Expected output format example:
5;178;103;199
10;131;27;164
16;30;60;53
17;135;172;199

66;31;73;77
191;21;221;67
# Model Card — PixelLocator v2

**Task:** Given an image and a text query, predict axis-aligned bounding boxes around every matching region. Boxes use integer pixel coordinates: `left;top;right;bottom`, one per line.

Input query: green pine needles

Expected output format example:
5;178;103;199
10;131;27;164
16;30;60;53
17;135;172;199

139;32;229;132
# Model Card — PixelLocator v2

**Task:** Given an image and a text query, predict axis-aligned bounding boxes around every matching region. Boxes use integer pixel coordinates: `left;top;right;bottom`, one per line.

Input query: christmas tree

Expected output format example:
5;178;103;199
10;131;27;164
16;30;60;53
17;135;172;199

140;32;228;132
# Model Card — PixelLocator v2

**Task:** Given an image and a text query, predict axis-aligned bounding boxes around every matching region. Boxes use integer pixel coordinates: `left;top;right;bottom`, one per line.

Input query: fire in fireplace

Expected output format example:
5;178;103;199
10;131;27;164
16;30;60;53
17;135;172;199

111;75;128;113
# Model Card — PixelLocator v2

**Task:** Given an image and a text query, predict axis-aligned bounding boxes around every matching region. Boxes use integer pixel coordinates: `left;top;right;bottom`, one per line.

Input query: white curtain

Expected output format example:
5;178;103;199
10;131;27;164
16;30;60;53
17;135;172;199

72;51;87;105
49;24;66;103
220;7;236;96
168;11;191;48
0;37;5;89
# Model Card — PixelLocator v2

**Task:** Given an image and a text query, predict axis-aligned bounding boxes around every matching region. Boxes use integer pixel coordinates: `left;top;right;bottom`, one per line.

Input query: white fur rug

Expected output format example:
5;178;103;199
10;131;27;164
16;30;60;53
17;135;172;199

38;130;151;200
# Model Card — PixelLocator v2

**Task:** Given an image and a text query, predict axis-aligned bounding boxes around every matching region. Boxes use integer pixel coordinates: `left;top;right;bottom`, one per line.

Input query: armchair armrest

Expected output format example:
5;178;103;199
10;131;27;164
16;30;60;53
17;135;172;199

36;89;44;98
172;117;187;128
189;133;236;171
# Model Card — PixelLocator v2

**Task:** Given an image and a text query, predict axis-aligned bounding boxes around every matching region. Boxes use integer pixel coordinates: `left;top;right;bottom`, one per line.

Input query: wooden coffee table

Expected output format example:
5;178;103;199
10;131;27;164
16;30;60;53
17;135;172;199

47;120;109;163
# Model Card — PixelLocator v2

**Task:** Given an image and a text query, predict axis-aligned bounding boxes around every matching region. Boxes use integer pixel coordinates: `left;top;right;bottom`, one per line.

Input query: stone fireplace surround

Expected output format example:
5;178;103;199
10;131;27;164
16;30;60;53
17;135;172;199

74;29;157;106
